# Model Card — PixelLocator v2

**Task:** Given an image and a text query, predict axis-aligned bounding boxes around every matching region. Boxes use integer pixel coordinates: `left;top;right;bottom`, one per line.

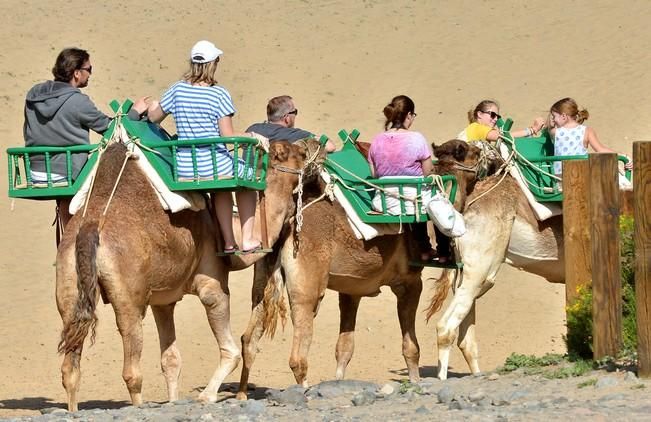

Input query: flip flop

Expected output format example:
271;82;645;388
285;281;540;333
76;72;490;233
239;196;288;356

223;245;240;254
239;244;263;255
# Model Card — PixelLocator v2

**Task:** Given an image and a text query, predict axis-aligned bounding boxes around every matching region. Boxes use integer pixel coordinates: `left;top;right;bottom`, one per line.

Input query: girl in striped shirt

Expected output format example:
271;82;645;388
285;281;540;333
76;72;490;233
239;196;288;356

148;40;261;254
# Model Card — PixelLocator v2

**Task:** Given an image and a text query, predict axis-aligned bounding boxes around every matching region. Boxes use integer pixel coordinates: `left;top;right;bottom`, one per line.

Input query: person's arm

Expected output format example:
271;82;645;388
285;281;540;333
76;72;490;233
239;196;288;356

585;127;633;170
323;139;337;152
217;114;235;136
75;94;111;135
499;117;546;139
585;126;615;153
146;100;168;123
421;157;434;176
369;160;377;178
367;144;377;177
126;96;150;120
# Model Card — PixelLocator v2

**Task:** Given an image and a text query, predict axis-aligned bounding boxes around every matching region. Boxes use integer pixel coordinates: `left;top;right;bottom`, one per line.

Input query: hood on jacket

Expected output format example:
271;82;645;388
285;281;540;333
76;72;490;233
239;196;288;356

25;80;80;119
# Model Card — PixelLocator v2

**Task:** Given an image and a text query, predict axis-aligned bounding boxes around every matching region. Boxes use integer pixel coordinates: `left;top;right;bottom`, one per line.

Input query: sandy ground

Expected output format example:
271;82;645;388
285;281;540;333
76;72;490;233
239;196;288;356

2;0;649;417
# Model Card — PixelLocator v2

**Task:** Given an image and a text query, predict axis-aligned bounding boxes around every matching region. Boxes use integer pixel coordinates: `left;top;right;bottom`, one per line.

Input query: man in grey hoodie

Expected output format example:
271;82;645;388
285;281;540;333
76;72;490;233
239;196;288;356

24;47;147;181
23;47;148;231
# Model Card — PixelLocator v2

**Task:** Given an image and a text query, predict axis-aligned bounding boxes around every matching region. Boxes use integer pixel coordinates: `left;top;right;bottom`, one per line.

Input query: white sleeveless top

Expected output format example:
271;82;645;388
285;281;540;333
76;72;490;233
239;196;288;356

553;125;587;174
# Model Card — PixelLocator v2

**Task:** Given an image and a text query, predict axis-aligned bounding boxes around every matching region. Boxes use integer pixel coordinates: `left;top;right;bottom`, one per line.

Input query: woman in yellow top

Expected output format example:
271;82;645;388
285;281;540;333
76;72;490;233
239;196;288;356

458;100;545;142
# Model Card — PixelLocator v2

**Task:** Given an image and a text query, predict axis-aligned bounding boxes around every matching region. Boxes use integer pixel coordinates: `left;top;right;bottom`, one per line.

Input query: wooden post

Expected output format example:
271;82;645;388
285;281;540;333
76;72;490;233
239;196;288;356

620;190;634;217
590;153;622;359
562;160;592;305
634;142;651;377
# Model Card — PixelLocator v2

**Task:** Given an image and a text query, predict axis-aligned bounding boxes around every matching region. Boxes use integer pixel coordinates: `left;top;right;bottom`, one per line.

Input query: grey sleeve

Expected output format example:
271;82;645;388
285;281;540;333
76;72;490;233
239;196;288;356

291;128;314;139
74;94;111;134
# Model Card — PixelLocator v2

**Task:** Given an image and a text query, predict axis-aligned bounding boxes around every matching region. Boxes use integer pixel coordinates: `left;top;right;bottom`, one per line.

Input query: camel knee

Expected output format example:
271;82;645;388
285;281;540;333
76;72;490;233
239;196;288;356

161;345;182;377
402;342;420;362
289;356;307;383
436;324;457;349
61;352;81;391
122;369;143;394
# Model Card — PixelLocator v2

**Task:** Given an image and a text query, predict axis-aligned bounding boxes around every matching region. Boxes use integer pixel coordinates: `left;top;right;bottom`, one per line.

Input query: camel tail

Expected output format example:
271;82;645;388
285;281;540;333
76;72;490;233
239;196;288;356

424;269;456;323
58;221;100;354
262;267;288;339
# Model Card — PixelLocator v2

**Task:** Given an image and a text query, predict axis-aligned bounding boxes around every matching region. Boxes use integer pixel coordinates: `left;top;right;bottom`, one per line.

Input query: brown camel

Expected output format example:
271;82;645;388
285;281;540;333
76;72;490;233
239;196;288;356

56;138;324;411
235;141;486;400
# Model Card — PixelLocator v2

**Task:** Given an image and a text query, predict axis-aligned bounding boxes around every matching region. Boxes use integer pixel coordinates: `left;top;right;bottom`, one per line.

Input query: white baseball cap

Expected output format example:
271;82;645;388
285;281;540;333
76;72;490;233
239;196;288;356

190;40;223;64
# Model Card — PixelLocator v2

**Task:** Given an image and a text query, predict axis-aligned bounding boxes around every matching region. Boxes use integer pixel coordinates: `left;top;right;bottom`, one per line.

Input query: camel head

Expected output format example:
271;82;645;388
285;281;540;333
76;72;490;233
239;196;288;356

268;138;327;179
431;139;487;210
266;138;327;219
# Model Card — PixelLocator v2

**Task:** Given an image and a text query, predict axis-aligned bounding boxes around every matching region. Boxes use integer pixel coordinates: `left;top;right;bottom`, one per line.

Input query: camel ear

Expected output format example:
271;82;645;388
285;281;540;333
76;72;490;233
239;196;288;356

270;142;290;162
294;142;309;160
453;142;469;161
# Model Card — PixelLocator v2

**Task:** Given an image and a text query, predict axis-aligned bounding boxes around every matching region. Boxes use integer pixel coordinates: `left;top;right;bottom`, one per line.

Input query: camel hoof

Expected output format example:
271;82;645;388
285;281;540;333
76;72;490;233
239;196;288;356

235;392;248;401
197;391;217;403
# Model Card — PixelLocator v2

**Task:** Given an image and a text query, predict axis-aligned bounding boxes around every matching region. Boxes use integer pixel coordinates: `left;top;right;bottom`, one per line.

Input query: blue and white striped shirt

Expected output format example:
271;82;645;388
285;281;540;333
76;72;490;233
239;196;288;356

160;81;239;178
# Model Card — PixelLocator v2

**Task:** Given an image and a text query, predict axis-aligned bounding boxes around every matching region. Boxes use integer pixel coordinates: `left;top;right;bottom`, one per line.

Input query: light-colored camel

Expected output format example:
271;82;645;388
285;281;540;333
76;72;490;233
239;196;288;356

56;138;324;411
235;140;488;400
423;139;564;380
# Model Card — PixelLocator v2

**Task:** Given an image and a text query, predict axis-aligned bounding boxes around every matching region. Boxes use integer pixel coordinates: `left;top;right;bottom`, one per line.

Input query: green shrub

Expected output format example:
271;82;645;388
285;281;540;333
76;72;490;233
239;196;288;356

564;215;636;358
620;216;637;352
498;353;590;379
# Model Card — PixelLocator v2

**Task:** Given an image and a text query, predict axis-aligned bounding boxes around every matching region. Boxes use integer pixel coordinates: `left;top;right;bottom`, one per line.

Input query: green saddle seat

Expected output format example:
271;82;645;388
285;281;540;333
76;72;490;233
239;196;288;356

7;99;269;199
501;121;631;203
323;129;457;224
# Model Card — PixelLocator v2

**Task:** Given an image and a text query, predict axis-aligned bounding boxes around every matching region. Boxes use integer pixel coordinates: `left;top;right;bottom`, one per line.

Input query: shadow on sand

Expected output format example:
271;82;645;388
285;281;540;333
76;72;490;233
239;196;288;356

0;397;130;412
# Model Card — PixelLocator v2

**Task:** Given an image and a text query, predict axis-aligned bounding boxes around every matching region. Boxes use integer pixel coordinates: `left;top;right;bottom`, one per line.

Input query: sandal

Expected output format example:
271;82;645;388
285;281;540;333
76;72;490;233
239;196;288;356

421;249;451;263
223;245;240;254
239;243;263;255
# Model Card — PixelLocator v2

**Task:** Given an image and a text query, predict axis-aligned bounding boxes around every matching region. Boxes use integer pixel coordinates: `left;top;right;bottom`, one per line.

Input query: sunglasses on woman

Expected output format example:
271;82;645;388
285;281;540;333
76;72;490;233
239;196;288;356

483;110;501;120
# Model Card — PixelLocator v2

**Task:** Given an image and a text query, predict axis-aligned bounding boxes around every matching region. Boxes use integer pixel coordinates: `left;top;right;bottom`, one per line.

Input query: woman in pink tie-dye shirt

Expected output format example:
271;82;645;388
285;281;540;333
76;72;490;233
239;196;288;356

368;95;450;263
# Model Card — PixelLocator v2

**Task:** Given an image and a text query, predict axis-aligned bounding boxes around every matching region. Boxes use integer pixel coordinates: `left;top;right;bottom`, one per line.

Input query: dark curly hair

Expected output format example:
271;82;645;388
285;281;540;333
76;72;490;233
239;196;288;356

52;48;89;82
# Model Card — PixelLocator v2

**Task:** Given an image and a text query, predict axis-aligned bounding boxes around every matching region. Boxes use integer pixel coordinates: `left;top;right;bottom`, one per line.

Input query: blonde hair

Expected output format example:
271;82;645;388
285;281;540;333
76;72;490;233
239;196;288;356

183;59;220;85
550;97;589;124
468;100;499;123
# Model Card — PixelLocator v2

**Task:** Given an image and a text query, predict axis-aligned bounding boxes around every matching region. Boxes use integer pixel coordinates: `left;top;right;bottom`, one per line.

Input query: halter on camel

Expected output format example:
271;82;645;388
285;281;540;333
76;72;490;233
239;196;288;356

270;138;325;233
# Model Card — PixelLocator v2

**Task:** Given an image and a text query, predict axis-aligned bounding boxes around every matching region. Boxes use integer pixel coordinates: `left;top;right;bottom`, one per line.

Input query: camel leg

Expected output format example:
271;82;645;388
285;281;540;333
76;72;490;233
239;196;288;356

196;275;241;403
151;303;181;402
56;247;84;412
60;347;83;412
286;269;327;387
335;293;361;380
391;280;422;383
237;255;278;400
457;301;480;375
111;300;146;406
436;271;492;380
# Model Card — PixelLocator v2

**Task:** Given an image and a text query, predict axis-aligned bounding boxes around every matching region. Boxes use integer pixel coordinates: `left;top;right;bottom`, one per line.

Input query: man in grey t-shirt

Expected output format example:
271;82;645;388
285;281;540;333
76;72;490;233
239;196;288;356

246;95;336;152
